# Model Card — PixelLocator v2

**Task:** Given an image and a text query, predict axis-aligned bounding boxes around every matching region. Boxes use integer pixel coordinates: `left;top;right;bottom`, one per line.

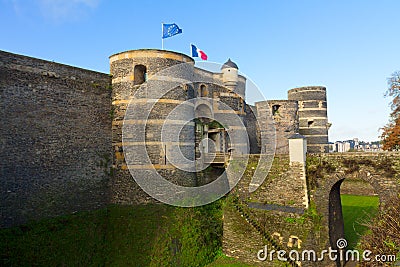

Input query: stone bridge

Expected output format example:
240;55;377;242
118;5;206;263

223;152;400;266
311;152;400;265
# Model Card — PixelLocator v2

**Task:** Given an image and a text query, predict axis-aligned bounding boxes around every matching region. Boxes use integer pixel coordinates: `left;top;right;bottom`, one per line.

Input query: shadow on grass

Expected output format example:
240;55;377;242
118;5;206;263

341;194;379;249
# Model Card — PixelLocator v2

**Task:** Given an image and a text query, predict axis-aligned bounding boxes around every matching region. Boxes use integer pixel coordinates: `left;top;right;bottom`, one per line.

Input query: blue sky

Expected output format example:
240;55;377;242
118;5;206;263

1;0;399;142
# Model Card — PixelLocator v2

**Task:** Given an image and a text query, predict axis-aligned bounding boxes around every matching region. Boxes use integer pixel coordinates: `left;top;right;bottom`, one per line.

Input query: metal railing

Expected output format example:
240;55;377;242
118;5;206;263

203;152;228;164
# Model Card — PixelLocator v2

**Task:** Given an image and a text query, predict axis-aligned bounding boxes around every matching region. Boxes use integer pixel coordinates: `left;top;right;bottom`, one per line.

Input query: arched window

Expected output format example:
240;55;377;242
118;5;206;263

134;65;147;85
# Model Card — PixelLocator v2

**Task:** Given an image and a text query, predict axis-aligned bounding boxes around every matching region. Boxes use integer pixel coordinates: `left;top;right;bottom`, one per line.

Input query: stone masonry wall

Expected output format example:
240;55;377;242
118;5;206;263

0;50;112;227
288;87;329;153
241;155;308;209
224;155;321;267
267;100;299;154
244;104;261;154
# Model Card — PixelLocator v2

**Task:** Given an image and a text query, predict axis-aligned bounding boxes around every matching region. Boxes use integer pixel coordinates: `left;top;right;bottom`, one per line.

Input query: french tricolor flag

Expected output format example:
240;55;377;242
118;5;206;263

191;44;208;60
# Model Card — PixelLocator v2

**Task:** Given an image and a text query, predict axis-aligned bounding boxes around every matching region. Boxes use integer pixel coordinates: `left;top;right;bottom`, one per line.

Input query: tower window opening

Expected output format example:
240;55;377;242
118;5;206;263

200;84;208;97
308;120;314;127
272;105;281;115
134;65;147;85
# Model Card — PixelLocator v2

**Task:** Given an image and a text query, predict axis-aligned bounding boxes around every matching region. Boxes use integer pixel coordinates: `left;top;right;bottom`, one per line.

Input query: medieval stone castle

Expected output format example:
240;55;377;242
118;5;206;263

2;49;399;266
108;49;329;205
0;47;329;226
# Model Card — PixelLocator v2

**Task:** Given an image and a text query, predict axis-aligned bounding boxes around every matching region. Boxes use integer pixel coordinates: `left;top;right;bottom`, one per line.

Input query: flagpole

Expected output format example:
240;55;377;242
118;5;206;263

161;22;164;50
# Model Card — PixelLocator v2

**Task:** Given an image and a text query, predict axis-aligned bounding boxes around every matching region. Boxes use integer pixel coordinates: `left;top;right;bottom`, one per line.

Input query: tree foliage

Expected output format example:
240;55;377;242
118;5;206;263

359;196;400;266
380;71;400;150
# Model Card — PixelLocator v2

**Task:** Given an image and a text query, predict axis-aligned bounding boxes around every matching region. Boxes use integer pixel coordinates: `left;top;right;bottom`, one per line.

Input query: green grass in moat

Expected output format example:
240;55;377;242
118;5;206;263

0;203;223;266
341;194;379;249
1;194;379;266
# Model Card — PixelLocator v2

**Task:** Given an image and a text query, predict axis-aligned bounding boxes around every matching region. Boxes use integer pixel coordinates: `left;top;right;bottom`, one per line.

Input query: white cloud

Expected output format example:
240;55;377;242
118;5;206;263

6;0;99;21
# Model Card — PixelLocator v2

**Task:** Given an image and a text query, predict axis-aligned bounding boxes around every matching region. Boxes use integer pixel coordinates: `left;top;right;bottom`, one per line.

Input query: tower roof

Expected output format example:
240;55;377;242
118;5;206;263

221;58;238;70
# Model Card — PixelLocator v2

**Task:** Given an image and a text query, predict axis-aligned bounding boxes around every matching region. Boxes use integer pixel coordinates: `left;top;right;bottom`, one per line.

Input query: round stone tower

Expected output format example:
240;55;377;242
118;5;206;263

109;49;196;204
288;86;329;153
221;59;245;99
221;59;238;88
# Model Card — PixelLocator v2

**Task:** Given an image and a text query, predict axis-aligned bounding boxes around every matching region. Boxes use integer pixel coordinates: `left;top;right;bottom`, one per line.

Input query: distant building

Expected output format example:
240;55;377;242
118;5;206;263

335;141;352;152
333;138;381;152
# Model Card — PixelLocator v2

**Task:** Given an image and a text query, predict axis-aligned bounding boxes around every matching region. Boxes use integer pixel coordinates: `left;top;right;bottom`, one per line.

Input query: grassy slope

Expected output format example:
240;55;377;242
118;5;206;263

206;255;254;267
341;194;379;249
1;203;223;267
105;204;173;266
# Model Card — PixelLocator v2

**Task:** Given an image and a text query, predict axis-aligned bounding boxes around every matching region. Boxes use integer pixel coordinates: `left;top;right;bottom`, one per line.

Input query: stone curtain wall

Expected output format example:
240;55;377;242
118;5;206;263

239;155;308;209
0;51;112;227
266;100;299;154
224;155;319;267
243;104;261;154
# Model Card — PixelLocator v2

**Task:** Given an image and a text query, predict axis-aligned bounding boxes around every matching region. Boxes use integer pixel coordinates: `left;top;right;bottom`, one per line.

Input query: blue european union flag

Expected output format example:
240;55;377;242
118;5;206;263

162;23;183;39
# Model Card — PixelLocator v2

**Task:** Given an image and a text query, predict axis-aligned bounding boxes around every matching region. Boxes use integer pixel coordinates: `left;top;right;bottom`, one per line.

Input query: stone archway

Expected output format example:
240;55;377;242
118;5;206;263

325;173;383;266
311;153;400;266
324;173;386;238
195;103;213;119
